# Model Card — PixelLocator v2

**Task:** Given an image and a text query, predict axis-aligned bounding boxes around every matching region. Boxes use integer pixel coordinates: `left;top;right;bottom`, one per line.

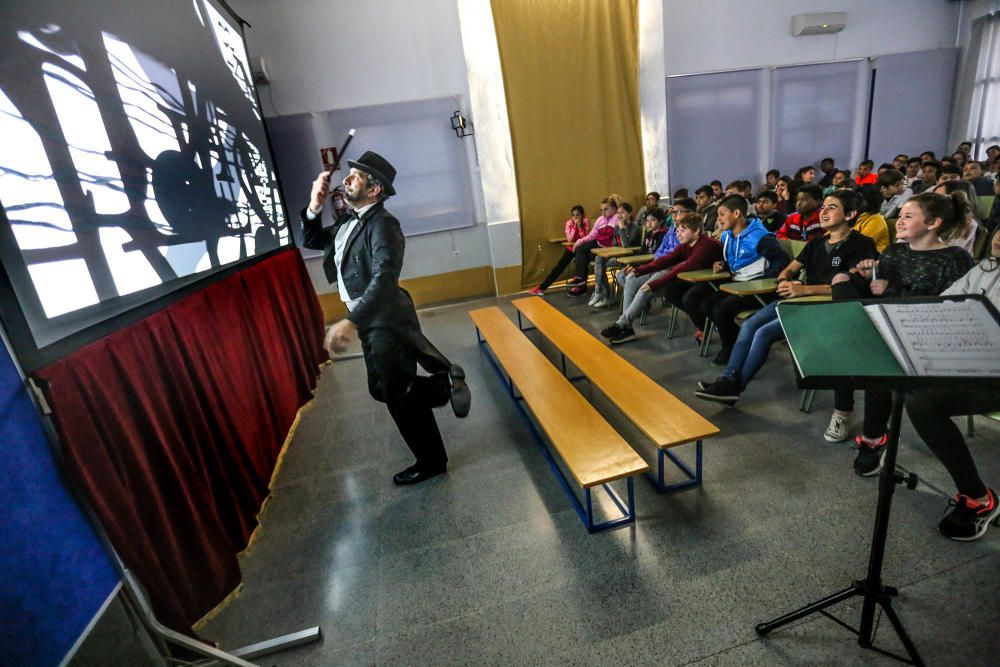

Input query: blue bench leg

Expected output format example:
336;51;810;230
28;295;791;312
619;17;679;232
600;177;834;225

585;477;636;533
647;440;703;493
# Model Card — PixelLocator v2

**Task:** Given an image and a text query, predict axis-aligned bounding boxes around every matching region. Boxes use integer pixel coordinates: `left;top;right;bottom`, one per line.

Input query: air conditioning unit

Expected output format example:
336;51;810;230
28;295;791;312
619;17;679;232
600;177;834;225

791;12;847;36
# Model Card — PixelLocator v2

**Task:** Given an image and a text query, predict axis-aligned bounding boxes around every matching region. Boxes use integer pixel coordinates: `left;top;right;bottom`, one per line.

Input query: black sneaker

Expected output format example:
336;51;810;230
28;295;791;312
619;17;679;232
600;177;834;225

694;377;740;406
697;379;712;391
609;326;637;345
853;433;887;476
939;488;1000;541
600;323;622;339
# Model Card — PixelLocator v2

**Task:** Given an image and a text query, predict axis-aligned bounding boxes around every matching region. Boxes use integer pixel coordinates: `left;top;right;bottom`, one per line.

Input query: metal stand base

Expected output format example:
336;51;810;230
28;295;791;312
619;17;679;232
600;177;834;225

756;390;924;666
755;579;923;665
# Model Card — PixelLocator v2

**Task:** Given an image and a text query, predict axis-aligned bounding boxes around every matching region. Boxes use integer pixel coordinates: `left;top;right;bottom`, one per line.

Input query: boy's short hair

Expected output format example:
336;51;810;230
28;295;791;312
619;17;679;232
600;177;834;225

724;180;742;191
645;207;666;223
672;188;689;199
878;163;894;172
755;190;778;204
695;185;714;198
906;157;922;166
797;184;824;202
646;191;661;201
876;169;904;188
673;211;703;232
894;154;908;161
941;164;962;177
766;168;780;179
820;157;835;166
674;197;697;212
988;144;1000;153
920;151;936;159
718;194;749;216
923;160;943;176
859;159;875;168
710;179;723;188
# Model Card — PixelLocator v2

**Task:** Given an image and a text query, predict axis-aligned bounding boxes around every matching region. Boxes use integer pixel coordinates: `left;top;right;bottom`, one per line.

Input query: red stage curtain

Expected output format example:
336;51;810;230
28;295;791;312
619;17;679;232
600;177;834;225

34;249;327;634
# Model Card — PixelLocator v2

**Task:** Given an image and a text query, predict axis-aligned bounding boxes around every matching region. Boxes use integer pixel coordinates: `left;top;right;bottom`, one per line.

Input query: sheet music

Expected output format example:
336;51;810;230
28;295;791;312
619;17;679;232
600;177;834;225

864;300;1000;377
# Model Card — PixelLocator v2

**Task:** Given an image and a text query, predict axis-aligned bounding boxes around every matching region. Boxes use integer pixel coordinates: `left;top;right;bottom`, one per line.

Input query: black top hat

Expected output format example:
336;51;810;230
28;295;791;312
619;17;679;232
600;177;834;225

347;151;397;197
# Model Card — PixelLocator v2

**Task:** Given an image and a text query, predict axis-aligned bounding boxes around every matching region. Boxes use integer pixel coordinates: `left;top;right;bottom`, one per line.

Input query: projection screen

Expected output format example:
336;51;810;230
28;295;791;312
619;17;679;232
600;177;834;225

0;0;289;358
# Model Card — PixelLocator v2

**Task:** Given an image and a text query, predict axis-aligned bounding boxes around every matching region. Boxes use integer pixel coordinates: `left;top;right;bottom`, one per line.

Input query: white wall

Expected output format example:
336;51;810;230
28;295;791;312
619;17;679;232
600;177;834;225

663;0;960;75
228;0;492;288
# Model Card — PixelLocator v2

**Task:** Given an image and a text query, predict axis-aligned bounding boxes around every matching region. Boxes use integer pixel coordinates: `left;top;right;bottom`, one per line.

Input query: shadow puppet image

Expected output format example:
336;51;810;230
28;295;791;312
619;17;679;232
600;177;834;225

0;0;286;344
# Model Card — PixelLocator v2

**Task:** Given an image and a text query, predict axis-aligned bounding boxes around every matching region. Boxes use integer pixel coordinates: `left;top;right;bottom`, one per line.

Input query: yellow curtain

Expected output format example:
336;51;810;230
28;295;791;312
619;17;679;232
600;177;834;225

491;0;645;286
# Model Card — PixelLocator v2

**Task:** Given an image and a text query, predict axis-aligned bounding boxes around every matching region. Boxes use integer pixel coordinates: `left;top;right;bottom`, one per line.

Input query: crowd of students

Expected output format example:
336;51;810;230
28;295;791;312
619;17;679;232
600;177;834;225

528;143;1000;543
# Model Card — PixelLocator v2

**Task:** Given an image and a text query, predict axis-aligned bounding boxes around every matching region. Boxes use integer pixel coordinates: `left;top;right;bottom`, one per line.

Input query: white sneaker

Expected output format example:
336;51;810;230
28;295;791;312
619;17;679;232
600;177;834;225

587;291;600;306
824;410;852;442
592;297;610;309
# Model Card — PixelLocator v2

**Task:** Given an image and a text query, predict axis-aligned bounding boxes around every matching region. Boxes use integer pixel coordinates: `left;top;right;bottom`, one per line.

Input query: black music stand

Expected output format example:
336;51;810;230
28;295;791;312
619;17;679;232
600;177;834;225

755;297;1000;666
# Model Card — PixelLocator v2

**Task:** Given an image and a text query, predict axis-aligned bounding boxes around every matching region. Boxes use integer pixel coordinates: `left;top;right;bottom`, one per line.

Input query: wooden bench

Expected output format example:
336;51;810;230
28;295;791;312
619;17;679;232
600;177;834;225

469;306;648;532
512;297;720;493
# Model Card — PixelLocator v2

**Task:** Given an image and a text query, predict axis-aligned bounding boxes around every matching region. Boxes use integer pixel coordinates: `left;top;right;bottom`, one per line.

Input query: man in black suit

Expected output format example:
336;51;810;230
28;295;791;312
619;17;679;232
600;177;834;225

302;151;470;485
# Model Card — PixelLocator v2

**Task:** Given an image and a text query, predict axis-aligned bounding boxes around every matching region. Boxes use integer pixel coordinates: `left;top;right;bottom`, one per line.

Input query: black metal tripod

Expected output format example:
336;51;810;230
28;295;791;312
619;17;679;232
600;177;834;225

756;390;925;666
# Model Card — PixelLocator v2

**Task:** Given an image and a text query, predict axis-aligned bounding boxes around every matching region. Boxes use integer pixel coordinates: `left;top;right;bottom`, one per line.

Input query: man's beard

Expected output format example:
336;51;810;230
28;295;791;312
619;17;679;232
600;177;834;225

344;188;365;206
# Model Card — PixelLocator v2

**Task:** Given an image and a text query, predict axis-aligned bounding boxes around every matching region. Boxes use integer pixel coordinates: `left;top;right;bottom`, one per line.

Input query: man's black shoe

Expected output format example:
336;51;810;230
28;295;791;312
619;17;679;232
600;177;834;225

393;464;447;485
448;364;471;418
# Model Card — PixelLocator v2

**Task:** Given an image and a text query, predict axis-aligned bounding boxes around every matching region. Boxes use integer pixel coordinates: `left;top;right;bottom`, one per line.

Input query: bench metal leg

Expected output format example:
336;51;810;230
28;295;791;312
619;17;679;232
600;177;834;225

475;330;636;533
800;389;817;413
700;321;714;357
647;440;703;493
516;310;537;332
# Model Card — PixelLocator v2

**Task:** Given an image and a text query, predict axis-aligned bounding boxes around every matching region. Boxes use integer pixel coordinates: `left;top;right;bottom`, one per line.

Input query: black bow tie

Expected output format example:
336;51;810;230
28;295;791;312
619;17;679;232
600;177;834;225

348;209;361;221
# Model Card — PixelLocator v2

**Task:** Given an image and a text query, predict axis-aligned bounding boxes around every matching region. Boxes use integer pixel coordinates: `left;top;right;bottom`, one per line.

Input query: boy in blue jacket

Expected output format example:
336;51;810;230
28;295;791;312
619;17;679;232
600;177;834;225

679;194;789;364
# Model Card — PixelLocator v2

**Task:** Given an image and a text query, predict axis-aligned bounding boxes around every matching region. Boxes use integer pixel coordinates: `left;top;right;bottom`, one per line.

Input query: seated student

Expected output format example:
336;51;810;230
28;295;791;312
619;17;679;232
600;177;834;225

530;197;617;296
680;195;790;364
725;180;756;217
612;202;690;301
635;192;662;225
831;192;975;476
601;213;722;344
775;176;795;213
920;150;936;163
854;159;878;186
932;181;981;255
919;159;942;193
904;227;1000;540
854;186;891;253
695;185;719;233
695;189;877;407
823;169;852;195
710;180;724;199
590;202;641;306
760;168;780;195
818;157;837;187
903;157;923;190
636;206;669;254
963;161;994;195
776;183;825;241
754;191;787;232
940;163;964;183
892;154;909;172
877;168;912;219
987;176;1000;237
984;145;1000;172
793;165;816;191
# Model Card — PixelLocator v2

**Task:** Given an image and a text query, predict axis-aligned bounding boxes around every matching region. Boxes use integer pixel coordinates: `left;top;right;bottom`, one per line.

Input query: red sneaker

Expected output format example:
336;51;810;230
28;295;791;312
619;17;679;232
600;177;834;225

527;286;545;296
694;328;704;343
940;488;1000;541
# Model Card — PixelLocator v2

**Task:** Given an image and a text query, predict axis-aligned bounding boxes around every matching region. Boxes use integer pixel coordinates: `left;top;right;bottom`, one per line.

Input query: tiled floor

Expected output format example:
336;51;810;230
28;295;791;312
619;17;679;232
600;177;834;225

124;294;1000;665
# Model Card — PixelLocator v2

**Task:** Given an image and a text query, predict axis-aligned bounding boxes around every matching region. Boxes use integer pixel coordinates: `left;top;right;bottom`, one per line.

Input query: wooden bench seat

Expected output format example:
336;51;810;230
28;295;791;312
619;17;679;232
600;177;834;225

512;297;719;492
469;306;648;532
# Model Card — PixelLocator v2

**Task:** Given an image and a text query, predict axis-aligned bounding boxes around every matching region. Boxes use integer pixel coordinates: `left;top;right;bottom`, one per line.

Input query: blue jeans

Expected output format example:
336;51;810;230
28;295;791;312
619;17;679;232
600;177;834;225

721;301;785;389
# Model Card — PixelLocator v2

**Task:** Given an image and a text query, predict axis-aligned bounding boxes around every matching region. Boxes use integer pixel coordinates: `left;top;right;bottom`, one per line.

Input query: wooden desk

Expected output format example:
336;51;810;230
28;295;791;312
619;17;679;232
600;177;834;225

616;253;655;267
591;246;640;259
678;269;731;284
720;278;778;305
781;294;832;304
